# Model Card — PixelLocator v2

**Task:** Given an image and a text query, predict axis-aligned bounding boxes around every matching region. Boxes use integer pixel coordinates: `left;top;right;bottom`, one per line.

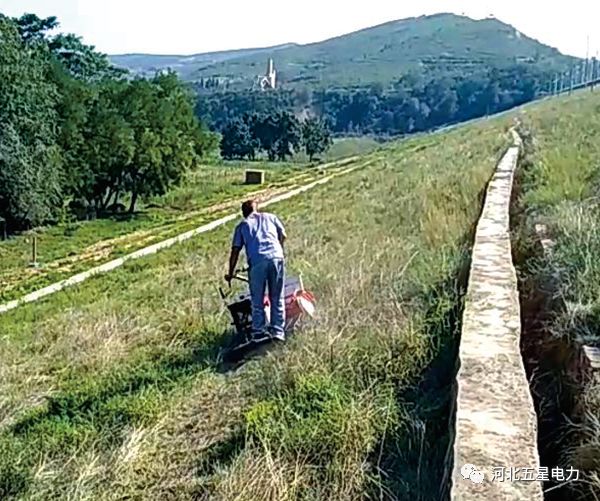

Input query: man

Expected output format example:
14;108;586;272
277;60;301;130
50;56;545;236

225;200;287;342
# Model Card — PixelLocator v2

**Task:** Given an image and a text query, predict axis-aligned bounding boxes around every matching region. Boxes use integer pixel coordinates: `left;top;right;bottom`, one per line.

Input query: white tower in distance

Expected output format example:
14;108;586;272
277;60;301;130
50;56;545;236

260;58;277;90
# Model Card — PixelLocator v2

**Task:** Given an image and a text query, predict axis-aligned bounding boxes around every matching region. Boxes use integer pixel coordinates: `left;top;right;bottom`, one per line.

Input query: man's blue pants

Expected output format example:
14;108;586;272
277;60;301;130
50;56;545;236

249;258;285;336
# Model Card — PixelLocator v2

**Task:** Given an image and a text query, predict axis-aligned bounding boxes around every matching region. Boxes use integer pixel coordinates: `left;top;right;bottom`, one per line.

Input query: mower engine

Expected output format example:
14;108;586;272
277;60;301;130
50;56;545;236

223;275;316;338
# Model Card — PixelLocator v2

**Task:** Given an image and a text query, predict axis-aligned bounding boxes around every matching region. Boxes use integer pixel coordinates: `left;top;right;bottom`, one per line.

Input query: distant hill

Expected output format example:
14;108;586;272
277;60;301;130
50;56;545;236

111;13;577;89
110;43;296;80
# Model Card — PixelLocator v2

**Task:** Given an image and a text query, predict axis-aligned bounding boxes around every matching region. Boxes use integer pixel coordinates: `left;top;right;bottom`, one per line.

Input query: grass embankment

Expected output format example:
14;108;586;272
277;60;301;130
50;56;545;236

289;137;382;164
321;136;382;160
0;161;342;303
0;123;508;500
514;90;600;499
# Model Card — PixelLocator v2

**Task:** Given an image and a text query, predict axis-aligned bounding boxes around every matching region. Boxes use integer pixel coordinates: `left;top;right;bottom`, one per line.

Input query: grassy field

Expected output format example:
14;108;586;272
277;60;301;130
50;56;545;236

0;160;353;303
0;117;509;499
324;136;383;160
514;89;600;498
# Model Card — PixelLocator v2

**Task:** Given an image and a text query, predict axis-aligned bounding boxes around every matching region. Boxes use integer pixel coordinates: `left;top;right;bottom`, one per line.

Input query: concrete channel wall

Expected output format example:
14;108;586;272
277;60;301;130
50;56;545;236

450;131;543;500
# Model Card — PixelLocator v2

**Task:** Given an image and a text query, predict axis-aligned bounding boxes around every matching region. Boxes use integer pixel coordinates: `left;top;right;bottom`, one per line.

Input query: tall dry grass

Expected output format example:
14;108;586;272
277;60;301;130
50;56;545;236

0;122;508;500
517;90;600;498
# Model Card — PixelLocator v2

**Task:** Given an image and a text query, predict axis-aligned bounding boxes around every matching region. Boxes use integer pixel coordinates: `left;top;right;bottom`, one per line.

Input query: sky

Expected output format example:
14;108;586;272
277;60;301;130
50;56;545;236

1;0;599;58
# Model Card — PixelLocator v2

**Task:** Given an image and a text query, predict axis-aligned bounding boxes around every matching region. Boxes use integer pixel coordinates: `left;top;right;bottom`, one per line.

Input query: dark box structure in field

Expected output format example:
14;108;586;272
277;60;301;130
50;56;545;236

245;170;265;185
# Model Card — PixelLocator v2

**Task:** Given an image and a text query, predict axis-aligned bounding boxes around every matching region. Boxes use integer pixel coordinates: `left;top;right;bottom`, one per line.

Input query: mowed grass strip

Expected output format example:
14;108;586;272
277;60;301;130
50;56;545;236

0;161;318;303
517;90;600;498
0;122;508;500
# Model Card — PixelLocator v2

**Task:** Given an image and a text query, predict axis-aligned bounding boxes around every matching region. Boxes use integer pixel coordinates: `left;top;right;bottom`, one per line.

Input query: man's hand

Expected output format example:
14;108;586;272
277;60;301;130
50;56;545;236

227;247;241;286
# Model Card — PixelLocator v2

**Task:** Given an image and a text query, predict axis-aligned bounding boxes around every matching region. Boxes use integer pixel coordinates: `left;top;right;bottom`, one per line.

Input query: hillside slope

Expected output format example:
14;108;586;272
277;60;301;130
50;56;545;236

514;90;600;499
112;13;576;88
110;44;296;80
0;120;510;500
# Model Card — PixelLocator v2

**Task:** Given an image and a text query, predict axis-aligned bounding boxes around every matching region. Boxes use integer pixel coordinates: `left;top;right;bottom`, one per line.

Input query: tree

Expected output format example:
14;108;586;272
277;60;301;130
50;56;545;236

274;112;301;161
78;81;136;212
0;16;63;231
251;113;280;161
302;118;332;161
13;13;58;43
220;119;257;160
13;13;125;82
220;111;306;162
59;71;216;215
0;14;217;235
195;89;297;132
54;70;97;207
197;62;550;139
49;33;125;81
424;78;459;126
120;73;214;213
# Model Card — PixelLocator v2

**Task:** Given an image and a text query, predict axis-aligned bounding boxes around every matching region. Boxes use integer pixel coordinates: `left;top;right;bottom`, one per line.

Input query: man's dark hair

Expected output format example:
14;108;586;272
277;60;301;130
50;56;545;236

241;200;257;218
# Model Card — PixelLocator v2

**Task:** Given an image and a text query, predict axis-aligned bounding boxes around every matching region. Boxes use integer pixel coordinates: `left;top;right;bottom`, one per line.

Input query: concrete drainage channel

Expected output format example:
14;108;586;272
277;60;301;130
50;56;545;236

514;223;590;501
511;130;600;501
448;129;544;500
449;126;598;500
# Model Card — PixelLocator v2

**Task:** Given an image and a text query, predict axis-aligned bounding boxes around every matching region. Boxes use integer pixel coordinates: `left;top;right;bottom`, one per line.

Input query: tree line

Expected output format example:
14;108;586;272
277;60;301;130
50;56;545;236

195;88;298;132
1;12;556;236
0;14;217;235
220;113;332;161
196;62;551;136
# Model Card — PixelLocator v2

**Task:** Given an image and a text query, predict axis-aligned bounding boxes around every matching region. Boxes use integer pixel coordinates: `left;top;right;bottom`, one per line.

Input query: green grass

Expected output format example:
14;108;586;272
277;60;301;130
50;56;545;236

0;119;509;500
289;136;382;164
519;91;600;345
324;136;382;160
515;89;600;498
0;161;330;303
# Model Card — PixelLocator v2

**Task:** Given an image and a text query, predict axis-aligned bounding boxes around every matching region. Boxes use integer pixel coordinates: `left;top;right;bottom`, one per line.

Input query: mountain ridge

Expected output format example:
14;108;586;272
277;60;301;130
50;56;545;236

111;13;577;89
110;43;298;61
110;43;297;79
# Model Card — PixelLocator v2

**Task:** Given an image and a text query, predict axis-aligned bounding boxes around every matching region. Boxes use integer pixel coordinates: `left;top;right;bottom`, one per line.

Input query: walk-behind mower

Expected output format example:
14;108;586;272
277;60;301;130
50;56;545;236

218;268;316;363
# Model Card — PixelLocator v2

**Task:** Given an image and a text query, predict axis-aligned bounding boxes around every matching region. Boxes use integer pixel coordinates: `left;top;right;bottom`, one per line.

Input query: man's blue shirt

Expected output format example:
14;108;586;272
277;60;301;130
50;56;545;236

232;212;286;266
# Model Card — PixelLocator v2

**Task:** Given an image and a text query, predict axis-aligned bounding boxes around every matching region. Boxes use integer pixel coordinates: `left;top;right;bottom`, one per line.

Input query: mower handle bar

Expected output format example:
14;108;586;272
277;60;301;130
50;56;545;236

231;267;249;282
219;268;249;299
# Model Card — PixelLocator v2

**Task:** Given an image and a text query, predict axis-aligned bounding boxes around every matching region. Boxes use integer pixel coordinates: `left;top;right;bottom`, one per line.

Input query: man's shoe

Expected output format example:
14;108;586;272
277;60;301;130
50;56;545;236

251;331;271;344
270;330;285;342
232;334;253;350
